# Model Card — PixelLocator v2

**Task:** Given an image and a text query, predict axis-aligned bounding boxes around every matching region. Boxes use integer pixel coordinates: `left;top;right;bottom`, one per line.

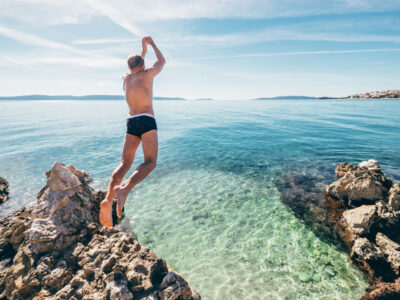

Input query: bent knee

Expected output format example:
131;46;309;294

145;159;157;170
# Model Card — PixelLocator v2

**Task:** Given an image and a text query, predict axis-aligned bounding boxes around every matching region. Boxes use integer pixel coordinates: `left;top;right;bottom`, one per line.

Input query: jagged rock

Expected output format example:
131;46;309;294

359;159;381;171
389;183;400;210
362;278;400;300
278;161;400;299
326;162;392;207
376;232;400;251
385;250;400;275
342;205;376;236
0;162;200;300
351;238;384;261
0;177;9;204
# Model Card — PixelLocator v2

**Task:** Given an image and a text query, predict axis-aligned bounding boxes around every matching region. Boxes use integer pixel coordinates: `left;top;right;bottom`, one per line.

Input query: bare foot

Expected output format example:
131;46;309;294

99;200;113;227
114;186;128;218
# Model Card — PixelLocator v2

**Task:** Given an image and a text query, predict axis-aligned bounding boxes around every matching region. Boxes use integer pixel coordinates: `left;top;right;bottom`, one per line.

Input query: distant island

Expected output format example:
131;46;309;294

195;98;213;101
0;95;186;101
254;96;317;100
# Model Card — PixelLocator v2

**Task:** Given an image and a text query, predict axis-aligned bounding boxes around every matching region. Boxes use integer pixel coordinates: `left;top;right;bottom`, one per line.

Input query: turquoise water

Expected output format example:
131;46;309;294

1;99;400;299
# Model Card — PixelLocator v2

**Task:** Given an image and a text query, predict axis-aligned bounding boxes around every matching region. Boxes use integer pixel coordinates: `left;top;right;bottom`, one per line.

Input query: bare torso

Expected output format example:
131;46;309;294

124;71;154;116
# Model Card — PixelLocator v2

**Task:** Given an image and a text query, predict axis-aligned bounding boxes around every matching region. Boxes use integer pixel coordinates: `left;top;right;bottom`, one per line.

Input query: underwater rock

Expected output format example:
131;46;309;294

0;162;200;300
0;177;9;204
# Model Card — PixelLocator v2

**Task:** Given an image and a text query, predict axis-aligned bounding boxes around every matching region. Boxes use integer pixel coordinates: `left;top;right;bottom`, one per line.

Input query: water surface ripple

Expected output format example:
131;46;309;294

1;99;400;299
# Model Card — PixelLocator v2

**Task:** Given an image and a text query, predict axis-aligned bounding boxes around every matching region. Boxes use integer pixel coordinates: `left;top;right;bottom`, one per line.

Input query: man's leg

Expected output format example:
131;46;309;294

114;130;158;218
100;134;141;227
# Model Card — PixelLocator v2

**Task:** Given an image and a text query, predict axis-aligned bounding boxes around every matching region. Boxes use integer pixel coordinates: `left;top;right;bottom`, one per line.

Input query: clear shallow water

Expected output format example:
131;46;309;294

1;99;400;299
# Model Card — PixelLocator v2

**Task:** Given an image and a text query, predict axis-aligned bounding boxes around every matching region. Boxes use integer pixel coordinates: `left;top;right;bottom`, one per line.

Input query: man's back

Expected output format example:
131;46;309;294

124;72;154;116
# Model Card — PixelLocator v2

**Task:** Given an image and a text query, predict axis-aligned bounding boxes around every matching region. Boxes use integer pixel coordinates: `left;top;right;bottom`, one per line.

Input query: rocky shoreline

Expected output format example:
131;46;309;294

0;177;9;204
0;162;200;300
277;159;400;299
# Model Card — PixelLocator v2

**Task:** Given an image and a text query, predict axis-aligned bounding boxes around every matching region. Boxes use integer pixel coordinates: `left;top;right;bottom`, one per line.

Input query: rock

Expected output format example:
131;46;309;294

359;159;381;171
362;278;400;300
0;177;9;204
159;272;192;300
281;161;400;299
326;162;392;207
385;250;400;275
0;162;200;299
342;205;376;236
376;232;400;251
389;183;400;210
351;238;384;261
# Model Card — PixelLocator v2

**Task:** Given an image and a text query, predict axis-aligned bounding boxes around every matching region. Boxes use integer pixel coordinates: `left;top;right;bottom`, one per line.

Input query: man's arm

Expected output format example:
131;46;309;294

145;37;166;77
141;37;147;58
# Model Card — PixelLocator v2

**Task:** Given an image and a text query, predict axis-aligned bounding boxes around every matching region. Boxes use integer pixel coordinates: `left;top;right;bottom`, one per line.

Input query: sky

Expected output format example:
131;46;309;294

0;0;399;99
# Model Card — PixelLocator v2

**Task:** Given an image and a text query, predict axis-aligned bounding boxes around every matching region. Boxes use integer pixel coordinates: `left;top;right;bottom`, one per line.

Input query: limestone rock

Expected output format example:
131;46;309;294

159;272;193;300
351;238;384;261
376;232;400;251
359;159;381;171
0;177;9;204
375;201;399;230
326;162;392;207
281;161;400;299
342;205;376;236
389;183;400;211
0;162;200;300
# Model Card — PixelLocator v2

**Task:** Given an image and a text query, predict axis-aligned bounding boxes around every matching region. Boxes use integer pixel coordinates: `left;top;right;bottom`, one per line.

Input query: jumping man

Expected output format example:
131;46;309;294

100;36;166;227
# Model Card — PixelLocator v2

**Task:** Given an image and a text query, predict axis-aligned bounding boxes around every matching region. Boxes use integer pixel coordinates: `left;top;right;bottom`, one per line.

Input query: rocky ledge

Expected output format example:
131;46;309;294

0;162;200;300
277;159;400;299
0;177;9;204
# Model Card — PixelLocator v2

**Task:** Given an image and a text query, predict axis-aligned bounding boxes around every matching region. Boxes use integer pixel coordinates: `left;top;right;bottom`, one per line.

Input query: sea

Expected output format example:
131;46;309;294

1;99;400;299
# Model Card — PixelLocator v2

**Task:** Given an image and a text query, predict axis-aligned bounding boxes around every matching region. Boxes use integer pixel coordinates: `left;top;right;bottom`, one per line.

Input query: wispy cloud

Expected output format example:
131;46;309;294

72;38;135;45
0;25;79;52
177;30;400;47
192;48;400;60
82;0;400;21
84;0;147;36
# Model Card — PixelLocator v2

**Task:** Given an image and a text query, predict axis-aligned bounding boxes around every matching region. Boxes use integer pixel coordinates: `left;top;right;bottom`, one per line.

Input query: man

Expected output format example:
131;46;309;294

99;36;166;227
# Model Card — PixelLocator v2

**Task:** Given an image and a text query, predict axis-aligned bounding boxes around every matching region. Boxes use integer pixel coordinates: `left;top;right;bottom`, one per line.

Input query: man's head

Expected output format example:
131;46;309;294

127;54;144;72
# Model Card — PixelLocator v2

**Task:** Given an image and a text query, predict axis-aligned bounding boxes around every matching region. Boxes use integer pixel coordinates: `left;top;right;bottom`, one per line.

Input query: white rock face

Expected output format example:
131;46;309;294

343;205;376;236
358;159;381;171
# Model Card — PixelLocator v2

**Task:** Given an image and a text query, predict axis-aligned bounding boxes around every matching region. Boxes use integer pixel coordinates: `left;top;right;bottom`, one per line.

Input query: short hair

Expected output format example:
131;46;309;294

127;54;144;70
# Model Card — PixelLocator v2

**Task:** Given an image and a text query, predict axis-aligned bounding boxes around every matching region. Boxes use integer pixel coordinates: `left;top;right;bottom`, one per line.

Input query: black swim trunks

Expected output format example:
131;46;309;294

126;114;157;137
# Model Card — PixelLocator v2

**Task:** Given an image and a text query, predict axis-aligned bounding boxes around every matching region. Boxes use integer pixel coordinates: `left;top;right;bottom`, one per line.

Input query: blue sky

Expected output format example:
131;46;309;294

0;0;399;99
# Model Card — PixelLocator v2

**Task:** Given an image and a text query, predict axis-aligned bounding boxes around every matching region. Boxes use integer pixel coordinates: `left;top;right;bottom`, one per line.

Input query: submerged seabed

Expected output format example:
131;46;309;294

1;99;400;299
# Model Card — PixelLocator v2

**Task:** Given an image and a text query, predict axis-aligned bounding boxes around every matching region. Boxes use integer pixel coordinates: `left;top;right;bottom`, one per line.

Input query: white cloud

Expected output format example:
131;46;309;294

192;48;400;61
0;25;81;53
84;0;147;36
73;38;135;45
0;0;94;25
83;0;400;21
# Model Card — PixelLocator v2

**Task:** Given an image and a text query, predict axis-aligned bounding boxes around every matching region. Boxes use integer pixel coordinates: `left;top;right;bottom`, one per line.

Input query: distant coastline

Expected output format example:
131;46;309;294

254;89;400;100
0;89;399;101
0;95;186;101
